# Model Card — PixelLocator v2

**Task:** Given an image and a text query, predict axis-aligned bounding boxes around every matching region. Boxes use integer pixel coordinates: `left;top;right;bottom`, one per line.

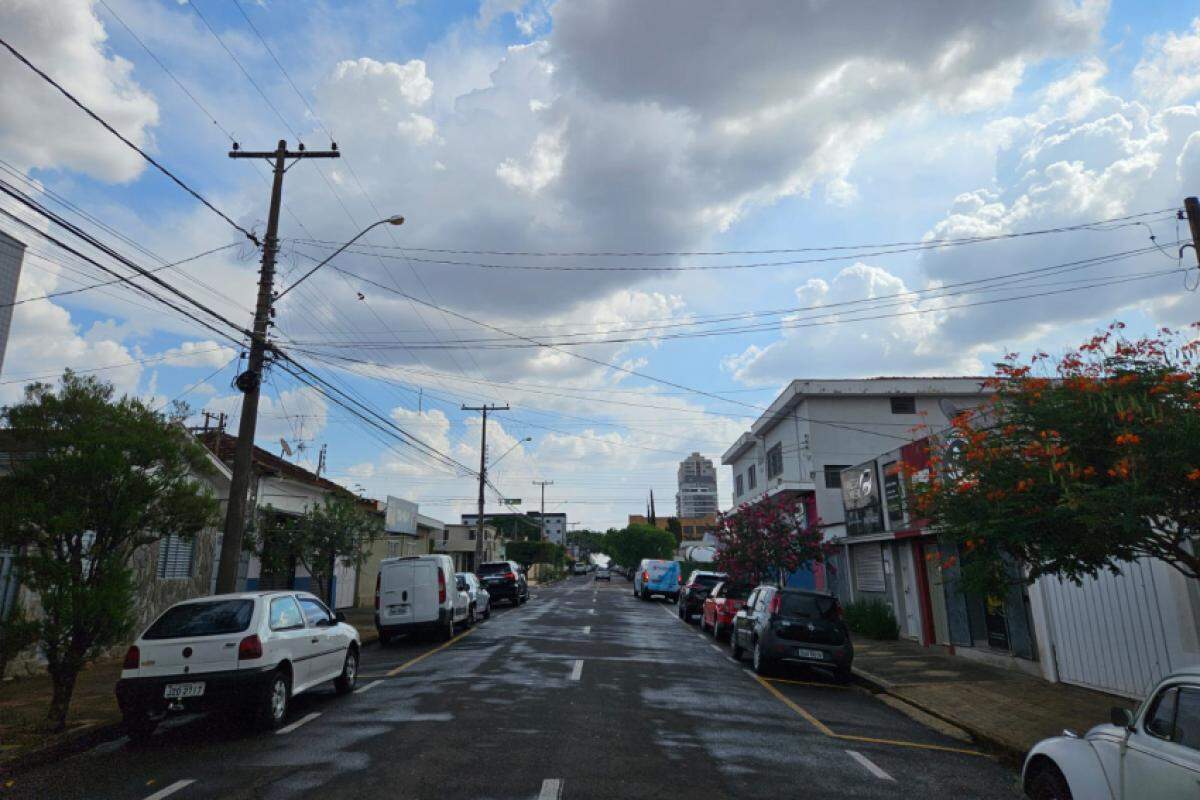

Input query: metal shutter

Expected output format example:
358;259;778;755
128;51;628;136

852;543;886;593
157;534;195;579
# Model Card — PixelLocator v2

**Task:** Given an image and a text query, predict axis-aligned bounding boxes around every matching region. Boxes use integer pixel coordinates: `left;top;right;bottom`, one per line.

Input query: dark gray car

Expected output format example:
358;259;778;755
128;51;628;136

730;586;853;682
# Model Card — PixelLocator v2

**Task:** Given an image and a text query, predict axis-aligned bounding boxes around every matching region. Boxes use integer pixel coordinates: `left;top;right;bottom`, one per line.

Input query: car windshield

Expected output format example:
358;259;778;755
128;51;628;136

143;599;254;640
478;562;511;575
779;593;840;621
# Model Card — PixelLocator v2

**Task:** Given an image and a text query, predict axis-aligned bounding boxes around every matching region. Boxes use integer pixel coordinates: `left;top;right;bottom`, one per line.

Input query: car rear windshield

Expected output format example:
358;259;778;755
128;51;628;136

477;562;512;575
143;599;254;640
779;593;839;621
724;584;752;600
691;574;724;588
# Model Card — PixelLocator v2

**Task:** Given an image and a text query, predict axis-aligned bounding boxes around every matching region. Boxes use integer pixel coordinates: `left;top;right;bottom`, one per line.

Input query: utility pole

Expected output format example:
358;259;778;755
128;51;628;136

463;403;509;570
1185;197;1200;269
214;139;340;594
532;480;554;541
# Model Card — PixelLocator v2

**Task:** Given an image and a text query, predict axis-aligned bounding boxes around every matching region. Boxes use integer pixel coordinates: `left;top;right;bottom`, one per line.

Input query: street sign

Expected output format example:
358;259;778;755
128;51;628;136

503;498;522;505
385;496;418;535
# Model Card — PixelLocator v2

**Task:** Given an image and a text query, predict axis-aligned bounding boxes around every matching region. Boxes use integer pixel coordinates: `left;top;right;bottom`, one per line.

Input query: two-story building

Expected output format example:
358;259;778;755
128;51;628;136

355;497;446;607
435;523;501;571
721;378;991;595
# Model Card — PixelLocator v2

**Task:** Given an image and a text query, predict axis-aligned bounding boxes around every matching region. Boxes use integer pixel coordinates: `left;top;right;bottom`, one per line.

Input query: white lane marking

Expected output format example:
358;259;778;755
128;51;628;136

143;779;196;800
354;679;383;695
276;712;321;735
569;659;583;681
708;644;725;654
538;778;563;800
846;750;895;781
588;607;596;615
582;625;591;634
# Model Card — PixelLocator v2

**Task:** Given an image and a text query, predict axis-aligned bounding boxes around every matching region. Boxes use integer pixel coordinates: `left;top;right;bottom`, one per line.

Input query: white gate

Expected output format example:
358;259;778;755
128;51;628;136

334;559;357;609
1038;559;1175;699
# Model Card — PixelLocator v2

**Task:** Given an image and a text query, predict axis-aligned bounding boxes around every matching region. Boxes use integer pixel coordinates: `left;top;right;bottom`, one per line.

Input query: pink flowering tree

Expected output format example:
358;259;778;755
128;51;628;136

714;493;830;587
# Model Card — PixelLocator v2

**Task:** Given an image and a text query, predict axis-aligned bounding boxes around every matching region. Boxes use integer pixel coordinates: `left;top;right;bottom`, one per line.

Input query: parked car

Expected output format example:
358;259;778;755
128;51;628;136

594;566;611;581
477;560;529;607
729;586;853;682
116;591;360;740
677;570;727;621
1022;668;1200;799
700;581;752;640
375;554;470;645
634;559;681;601
457;572;491;621
572;562;589;575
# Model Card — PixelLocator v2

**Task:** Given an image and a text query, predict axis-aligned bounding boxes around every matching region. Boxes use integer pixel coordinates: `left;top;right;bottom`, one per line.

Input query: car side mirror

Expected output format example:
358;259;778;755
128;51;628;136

335;611;346;623
1110;707;1134;730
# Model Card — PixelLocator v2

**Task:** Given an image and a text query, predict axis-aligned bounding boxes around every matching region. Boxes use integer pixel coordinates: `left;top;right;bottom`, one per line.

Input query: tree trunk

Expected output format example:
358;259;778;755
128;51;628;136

45;662;80;733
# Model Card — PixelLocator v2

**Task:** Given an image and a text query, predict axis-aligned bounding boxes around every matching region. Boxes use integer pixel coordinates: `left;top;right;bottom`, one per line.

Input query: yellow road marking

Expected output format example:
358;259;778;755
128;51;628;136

750;672;836;736
386;626;476;677
764;675;849;690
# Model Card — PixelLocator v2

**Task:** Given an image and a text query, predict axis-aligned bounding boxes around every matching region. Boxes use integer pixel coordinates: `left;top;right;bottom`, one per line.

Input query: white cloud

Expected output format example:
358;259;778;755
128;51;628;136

0;0;158;182
1134;18;1200;106
158;340;237;368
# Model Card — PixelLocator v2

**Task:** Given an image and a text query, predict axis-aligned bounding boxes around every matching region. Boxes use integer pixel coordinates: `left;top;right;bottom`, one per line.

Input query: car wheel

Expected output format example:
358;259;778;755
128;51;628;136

699;615;708;633
467;605;476;627
257;669;291;731
334;648;358;695
377;629;391;647
640;589;650;601
677;602;686;620
713;621;724;641
1029;763;1073;800
731;631;744;661
123;710;159;744
752;639;772;675
484;604;491;620
834;665;852;684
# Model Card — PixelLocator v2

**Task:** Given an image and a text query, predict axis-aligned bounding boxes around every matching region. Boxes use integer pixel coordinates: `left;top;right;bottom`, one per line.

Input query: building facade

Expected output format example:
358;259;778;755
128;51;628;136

676;452;719;519
461;511;567;544
355;509;445;607
628;514;718;541
0;230;26;376
436;524;501;571
721;378;992;595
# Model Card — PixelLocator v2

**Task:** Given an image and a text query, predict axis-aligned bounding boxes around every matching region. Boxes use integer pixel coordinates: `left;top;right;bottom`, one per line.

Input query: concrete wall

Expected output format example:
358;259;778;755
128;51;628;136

0;230;25;376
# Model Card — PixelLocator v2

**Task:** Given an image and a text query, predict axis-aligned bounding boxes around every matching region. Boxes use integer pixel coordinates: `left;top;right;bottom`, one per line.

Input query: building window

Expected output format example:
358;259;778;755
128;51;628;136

852;544;886;593
735;474;744;496
156;533;195;579
747;464;757;490
890;396;917;414
823;465;850;489
766;443;783;479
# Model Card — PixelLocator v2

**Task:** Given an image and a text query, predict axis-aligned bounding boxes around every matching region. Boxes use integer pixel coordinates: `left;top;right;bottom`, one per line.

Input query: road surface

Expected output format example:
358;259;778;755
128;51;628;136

1;575;1021;799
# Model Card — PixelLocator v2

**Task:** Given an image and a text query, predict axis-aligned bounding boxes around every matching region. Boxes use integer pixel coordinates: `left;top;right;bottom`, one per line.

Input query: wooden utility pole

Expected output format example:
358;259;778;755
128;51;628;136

214;140;339;594
463;404;509;570
1185;197;1200;269
535;482;552;544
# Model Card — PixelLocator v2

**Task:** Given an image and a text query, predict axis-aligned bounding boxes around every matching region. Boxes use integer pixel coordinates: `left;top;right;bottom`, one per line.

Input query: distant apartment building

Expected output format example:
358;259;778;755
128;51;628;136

0;230;26;376
676;452;718;519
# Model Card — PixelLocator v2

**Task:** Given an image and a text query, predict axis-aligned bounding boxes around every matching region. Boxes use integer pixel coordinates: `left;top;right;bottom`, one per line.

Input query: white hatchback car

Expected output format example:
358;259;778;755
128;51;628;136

1023;668;1200;799
116;591;361;740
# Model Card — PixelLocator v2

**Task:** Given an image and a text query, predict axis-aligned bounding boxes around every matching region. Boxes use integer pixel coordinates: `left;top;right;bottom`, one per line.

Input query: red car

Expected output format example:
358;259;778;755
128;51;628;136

700;581;752;640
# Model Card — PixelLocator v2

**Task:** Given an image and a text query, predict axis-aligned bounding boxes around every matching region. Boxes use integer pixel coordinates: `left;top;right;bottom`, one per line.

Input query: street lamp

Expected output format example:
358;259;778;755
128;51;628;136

275;215;405;300
490;437;532;469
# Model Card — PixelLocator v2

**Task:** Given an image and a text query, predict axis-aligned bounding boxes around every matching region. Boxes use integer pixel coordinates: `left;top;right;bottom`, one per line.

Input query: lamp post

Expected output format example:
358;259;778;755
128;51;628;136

490;436;532;469
275;215;405;300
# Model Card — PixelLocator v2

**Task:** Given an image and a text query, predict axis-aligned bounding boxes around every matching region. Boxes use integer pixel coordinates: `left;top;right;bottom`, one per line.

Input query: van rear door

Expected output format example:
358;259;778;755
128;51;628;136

411;561;440;624
378;560;415;626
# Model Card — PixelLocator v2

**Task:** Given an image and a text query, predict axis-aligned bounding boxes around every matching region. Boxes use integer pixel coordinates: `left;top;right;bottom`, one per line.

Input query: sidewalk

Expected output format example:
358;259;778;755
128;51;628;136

852;637;1131;759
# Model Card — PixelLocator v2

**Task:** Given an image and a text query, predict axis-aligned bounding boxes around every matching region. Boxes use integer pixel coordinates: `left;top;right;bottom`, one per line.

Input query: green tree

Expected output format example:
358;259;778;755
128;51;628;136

666;517;683;545
0;372;219;730
603;523;676;570
505;540;562;571
250;495;382;606
912;323;1200;594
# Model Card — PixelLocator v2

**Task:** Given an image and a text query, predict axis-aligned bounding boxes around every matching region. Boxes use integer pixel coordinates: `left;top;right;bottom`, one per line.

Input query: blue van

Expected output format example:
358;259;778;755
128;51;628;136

634;559;681;601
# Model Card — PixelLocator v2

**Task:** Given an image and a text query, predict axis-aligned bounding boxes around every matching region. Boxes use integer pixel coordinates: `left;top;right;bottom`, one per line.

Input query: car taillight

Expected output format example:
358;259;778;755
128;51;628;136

123;645;140;670
504;572;516;581
768;593;781;615
678;572;683;584
238;635;263;660
438;569;447;603
641;571;648;583
375;573;381;610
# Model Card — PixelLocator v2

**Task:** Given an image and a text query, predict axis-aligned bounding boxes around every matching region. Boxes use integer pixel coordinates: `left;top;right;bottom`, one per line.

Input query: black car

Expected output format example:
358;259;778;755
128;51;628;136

677;570;727;622
477;560;529;607
730;586;853;682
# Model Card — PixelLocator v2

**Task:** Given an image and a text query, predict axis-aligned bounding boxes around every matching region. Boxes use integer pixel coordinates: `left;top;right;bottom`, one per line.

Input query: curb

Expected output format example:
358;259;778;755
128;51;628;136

0;719;126;779
852;666;1028;767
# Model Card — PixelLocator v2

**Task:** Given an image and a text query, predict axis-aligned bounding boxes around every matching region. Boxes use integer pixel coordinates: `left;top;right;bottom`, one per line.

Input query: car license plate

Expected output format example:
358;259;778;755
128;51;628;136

794;648;825;661
163;682;205;699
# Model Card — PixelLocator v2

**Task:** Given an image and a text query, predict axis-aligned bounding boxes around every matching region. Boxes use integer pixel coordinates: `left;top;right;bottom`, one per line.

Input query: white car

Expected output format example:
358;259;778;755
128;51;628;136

594;567;611;581
1022;668;1200;799
458;572;491;621
116;591;360;740
375;554;471;644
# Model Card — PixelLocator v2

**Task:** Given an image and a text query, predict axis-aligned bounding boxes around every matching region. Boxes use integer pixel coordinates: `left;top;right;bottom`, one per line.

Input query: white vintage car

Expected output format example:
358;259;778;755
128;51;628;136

1022;668;1200;799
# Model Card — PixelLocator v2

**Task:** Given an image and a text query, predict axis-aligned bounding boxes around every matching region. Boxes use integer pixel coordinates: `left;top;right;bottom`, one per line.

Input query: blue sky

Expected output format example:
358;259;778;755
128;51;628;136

2;0;1199;529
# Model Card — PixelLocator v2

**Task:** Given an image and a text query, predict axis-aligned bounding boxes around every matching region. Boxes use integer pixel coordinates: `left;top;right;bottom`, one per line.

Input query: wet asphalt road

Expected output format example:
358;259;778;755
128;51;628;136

2;576;1022;799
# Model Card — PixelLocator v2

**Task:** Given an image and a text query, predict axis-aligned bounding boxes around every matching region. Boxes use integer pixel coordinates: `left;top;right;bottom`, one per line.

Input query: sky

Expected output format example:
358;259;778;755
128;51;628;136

1;0;1199;530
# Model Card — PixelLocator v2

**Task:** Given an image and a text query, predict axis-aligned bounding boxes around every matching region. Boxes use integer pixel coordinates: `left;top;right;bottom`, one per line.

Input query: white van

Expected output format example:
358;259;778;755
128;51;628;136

375;555;470;644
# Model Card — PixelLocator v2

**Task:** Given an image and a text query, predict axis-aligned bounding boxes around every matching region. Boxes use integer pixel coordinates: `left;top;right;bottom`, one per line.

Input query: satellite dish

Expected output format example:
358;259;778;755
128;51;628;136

938;398;961;421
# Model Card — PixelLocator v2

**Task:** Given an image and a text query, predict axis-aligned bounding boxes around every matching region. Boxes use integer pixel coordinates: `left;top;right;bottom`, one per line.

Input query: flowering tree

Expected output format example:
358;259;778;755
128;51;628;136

714;493;830;587
912;322;1200;595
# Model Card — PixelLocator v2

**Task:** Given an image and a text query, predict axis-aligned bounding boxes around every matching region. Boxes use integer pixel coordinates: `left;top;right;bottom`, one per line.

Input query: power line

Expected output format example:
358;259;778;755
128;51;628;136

0;37;258;246
0;345;229;386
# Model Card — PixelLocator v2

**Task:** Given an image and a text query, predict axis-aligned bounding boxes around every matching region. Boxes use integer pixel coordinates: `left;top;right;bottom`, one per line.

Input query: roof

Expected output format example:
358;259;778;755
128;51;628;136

197;430;360;501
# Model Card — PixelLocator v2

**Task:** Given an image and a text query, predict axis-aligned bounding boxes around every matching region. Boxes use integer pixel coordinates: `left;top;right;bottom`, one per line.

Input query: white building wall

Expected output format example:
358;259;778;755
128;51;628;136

0;231;26;377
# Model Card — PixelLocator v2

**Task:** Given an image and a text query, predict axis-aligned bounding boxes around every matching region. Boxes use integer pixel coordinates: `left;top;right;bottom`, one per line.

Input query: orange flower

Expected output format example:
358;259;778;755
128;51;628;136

1187;468;1200;482
1115;433;1141;446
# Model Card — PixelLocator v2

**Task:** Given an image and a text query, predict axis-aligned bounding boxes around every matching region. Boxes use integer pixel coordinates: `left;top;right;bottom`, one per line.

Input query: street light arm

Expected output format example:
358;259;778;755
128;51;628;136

275;215;403;300
489;436;532;469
